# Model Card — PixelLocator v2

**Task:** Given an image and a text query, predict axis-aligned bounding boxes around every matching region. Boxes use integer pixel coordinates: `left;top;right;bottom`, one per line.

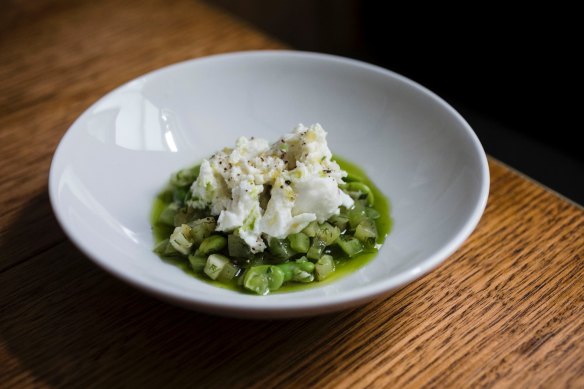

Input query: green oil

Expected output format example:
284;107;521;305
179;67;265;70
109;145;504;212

150;156;392;294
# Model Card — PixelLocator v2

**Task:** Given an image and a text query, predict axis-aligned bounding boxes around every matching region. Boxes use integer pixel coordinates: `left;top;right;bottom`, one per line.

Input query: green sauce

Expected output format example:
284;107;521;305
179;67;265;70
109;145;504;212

150;155;392;294
151;197;173;242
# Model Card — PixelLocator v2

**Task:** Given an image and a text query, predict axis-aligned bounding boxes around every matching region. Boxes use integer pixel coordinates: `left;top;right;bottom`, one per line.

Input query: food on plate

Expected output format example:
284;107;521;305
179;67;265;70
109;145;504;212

152;124;391;295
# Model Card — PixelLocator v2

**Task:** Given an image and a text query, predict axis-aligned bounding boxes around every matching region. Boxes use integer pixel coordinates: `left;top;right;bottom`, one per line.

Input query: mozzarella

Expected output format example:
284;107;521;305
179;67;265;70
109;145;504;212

261;179;316;238
188;124;354;252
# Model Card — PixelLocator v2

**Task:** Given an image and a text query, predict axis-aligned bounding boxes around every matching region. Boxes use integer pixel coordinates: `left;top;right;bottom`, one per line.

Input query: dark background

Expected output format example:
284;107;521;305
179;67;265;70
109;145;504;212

207;0;583;204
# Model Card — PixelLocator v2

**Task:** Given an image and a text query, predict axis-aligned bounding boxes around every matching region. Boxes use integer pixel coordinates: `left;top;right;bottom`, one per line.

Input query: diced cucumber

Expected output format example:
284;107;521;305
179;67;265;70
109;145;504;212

187;217;216;246
170;166;200;187
307;238;326;260
188;255;207;272
158;202;180;226
329;214;349;231
228;234;253;259
343;172;365;183
173;186;189;203
244;253;267;267
268;237;295;260
365;207;381;220
153;239;169;255
355;219;378;248
243;265;285;295
316;222;340;245
347;201;368;229
157;189;174;203
315;254;335;280
196;235;227;256
336;236;364;257
204;254;230;280
169;224;194;255
154;239;181;257
288;232;310;253
302;221;319;237
342;182;374;206
174;206;201;226
218;262;239;282
162;240;181;256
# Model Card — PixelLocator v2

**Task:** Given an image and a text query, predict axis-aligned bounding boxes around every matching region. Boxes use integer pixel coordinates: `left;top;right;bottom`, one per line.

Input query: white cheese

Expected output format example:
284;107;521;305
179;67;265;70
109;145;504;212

188;123;354;252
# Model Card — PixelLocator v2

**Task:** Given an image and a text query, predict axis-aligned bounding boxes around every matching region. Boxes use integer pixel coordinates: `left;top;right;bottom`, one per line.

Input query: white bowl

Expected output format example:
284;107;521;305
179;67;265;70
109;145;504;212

49;51;489;318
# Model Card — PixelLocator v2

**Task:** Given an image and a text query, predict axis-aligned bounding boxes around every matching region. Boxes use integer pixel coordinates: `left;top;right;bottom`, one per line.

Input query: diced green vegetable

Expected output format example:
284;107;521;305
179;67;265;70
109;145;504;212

153;157;389;295
204;254;230;280
316;222;340;245
196;235;227;256
355;219;378;248
187;217;216;246
169;224;194;255
153;239;167;255
276;259;315;283
342;182;374;206
153;239;174;256
173;207;189;227
188;255;207;271
160;240;181;256
288;232;310;253
174;206;201;226
217;262;239;282
329;214;349;231
268;237;295;260
158;202;180;226
157;189;174;204
243;265;285;295
228;234;253;259
344;172;364;183
173;186;189;203
336;236;364;257
174;205;206;226
365;207;380;220
295;257;315;269
235;253;266;267
347;201;368;229
307;238;327;260
315;254;335;280
302;221;319;237
171;166;200;187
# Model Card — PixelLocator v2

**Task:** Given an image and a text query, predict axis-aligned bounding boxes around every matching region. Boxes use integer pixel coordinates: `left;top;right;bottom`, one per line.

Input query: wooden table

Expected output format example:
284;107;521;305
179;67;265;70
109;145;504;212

1;1;582;387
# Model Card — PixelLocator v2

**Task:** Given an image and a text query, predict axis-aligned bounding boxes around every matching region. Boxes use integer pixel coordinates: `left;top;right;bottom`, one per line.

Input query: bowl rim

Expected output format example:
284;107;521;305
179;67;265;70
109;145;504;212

49;50;490;317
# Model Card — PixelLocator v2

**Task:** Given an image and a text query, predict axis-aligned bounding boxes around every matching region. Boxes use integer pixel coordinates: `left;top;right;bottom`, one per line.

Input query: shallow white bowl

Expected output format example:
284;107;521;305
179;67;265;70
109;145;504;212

49;51;489;318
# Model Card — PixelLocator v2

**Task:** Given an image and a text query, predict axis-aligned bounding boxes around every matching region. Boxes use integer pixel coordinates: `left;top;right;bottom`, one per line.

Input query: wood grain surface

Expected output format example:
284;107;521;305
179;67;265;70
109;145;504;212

1;0;583;388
